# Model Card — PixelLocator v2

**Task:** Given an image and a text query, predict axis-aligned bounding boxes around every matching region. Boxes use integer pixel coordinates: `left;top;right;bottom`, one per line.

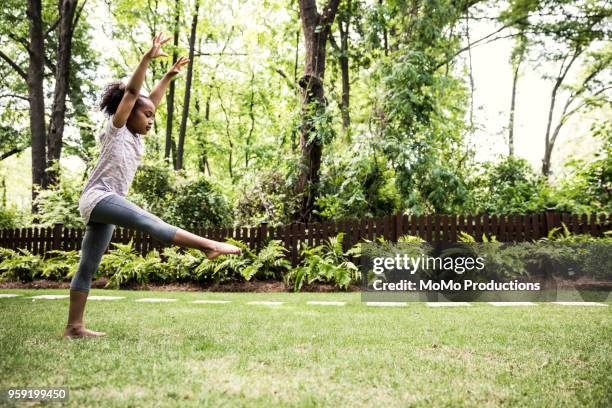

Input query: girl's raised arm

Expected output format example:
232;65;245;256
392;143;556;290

112;32;171;129
148;56;190;108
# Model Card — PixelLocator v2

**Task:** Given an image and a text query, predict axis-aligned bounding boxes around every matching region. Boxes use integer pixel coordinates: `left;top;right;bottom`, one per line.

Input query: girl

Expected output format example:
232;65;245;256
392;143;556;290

64;33;241;339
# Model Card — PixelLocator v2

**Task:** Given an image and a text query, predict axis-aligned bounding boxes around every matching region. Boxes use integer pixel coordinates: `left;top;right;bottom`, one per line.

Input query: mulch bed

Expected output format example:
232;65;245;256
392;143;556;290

0;278;361;292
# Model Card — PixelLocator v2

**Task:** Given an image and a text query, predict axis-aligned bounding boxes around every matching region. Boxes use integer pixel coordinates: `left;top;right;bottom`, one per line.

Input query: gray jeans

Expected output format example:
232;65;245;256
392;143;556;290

70;194;179;292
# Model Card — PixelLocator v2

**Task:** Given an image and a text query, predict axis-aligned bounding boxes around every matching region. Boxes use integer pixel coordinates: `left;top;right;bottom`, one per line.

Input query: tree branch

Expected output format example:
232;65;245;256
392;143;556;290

0;93;29;101
71;0;88;35
45;18;61;37
320;0;341;26
1;145;28;161
435;13;530;70
0;50;27;80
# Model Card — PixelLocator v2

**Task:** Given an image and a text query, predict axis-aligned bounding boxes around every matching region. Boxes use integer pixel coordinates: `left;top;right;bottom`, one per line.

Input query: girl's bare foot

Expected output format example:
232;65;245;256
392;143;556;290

206;242;242;260
63;324;106;339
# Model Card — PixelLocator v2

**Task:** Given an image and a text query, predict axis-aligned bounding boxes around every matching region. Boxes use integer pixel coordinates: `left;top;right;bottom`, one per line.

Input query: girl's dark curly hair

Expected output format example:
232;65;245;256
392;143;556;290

99;81;148;116
99;81;126;116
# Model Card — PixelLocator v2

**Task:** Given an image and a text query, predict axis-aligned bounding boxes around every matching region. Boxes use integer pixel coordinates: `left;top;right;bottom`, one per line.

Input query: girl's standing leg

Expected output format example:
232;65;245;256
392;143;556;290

64;221;115;339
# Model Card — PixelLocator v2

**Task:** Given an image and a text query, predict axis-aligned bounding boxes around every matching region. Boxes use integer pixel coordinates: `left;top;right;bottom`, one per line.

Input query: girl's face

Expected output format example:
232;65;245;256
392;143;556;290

127;97;156;135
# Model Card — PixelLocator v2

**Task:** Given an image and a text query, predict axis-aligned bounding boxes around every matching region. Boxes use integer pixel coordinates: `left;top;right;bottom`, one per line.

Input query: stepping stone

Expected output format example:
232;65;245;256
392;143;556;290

427;302;471;307
193;300;231;304
306;301;346;306
31;295;69;300
489;302;537;306
247;301;284;306
135;298;177;302
0;294;20;298
88;296;125;301
366;302;407;307
552;301;608;307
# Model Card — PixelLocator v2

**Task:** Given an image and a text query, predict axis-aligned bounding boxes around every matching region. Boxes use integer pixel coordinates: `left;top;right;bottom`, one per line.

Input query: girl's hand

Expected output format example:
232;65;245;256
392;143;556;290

146;32;171;59
166;56;190;78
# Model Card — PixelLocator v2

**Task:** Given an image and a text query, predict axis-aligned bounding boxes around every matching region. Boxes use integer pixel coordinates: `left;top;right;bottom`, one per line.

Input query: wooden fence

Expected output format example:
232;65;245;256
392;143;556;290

1;211;610;267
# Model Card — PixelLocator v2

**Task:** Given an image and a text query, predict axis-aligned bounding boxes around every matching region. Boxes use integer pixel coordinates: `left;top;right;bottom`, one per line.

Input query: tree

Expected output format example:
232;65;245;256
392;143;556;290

371;0;478;213
46;0;83;187
531;0;611;177
293;0;341;222
176;0;199;170
26;0;47;213
165;0;181;167
0;0;93;213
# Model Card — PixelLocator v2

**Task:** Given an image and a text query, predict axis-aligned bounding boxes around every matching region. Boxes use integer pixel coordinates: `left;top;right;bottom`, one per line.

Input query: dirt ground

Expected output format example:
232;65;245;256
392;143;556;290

0;278;361;292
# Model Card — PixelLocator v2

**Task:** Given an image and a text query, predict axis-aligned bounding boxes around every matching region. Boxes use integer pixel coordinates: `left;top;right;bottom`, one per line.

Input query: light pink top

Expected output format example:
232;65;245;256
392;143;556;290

78;117;144;224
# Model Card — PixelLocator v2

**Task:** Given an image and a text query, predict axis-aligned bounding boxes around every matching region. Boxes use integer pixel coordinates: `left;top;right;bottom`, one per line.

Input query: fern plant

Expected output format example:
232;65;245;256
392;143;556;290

0;248;43;282
241;240;290;281
199;238;291;282
285;232;360;292
160;247;201;282
100;240;148;289
41;250;80;281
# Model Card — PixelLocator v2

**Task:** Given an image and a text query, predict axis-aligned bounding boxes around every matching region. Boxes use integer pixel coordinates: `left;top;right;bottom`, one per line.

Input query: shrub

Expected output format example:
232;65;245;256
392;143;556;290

0;249;42;282
234;171;299;226
41;250;80;281
31;176;84;228
285;232;360;291
166;178;232;230
100;240;149;289
0;204;28;228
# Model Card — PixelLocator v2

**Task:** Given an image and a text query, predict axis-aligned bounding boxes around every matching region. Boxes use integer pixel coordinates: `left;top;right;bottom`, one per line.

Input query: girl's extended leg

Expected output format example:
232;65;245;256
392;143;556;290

65;221;115;339
90;194;241;257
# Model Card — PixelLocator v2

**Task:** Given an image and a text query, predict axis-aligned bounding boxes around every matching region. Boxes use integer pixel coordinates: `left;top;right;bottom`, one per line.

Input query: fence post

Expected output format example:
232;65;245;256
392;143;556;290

394;212;402;242
543;208;557;238
257;221;268;251
52;223;63;251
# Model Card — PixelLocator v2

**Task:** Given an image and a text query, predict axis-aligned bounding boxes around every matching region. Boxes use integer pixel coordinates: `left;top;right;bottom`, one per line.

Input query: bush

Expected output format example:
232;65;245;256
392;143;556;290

166;178;232;230
41;250;79;281
0;249;42;282
0;204;28;229
467;157;550;214
32;176;84;228
314;153;401;220
284;233;361;291
234;170;299;226
130;159;175;216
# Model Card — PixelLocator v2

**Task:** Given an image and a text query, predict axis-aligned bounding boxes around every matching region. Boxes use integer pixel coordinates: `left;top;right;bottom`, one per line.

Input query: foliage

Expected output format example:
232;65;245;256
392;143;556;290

550;120;612;213
41;250;79;281
284;233;360;292
130;159;176;216
314;151;401;220
165;177;232;230
31;174;84;228
0;249;42;282
0;204;28;229
467;156;551;213
99;240;149;289
234;170;299;226
374;0;473;214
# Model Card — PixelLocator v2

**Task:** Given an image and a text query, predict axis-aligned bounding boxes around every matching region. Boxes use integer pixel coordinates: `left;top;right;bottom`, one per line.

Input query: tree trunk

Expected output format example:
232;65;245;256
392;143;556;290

339;0;351;132
165;0;180;166
46;0;79;188
245;71;255;169
294;0;341;223
542;50;581;177
507;57;521;157
177;0;199;170
27;0;47;214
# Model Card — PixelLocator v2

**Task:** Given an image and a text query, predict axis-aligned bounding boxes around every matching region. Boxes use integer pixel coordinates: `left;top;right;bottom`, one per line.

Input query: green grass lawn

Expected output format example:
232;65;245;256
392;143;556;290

0;289;610;407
